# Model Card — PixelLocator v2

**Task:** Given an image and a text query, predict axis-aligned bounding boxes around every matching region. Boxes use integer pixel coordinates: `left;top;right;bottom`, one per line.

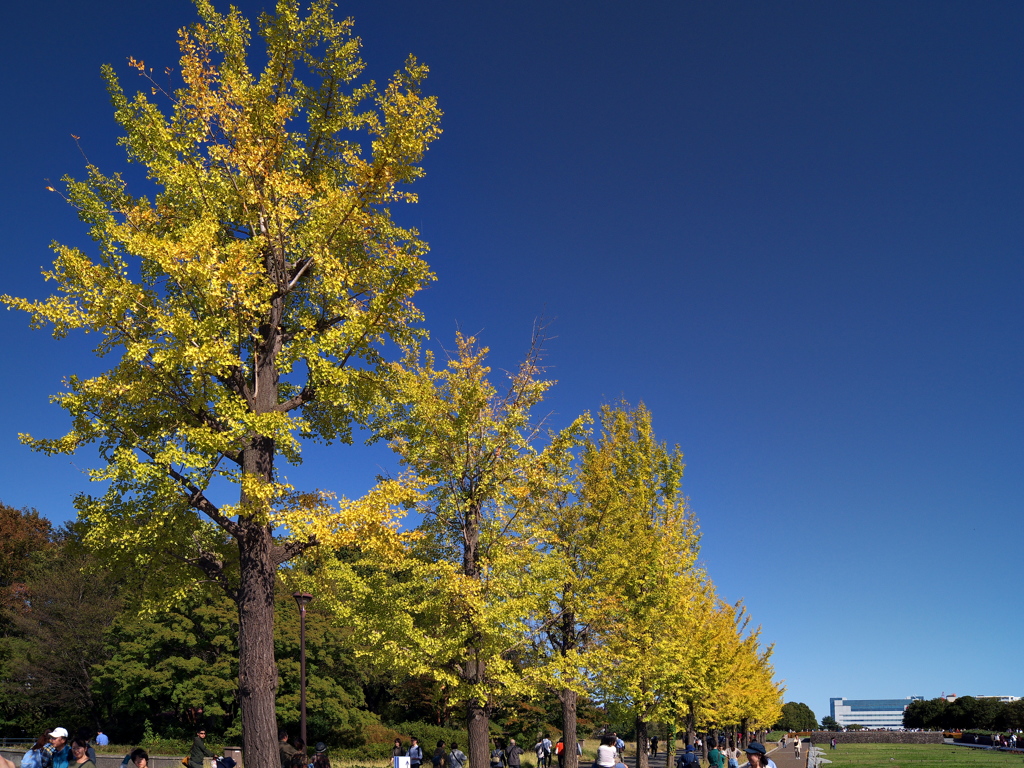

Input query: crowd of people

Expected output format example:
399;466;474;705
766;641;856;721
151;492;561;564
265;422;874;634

278;730;330;768
7;727;232;768
6;726;787;768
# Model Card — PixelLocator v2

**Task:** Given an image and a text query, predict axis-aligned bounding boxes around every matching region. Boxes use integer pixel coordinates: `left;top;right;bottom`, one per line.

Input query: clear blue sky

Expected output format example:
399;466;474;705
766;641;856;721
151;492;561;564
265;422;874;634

2;0;1022;722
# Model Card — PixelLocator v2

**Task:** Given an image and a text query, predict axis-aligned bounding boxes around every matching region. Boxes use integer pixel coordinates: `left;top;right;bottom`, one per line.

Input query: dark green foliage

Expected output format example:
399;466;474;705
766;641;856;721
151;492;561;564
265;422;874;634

903;696;1023;732
774;701;817;732
819;715;840;731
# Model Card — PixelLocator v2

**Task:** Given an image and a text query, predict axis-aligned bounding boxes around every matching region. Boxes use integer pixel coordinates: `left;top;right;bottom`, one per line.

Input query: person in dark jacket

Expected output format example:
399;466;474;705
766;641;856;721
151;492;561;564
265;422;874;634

280;731;297;768
189;729;216;768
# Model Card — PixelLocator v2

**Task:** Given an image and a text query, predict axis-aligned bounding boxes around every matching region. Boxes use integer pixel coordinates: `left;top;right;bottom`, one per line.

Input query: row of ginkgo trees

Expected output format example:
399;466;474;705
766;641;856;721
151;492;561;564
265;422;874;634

3;1;779;767
288;334;783;768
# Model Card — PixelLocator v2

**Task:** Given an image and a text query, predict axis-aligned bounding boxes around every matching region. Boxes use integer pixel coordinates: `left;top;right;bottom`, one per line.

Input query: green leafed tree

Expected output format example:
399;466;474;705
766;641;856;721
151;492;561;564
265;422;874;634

819;715;840;731
3;1;440;764
94;585;375;743
775;702;817;732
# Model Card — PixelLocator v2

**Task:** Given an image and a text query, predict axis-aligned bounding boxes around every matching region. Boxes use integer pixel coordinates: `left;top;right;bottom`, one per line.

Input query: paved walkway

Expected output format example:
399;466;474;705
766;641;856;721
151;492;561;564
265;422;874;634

618;740;809;768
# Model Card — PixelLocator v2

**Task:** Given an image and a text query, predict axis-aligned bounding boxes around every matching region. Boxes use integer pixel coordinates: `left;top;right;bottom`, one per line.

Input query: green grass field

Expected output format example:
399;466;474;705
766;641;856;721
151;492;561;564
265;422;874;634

812;743;1022;767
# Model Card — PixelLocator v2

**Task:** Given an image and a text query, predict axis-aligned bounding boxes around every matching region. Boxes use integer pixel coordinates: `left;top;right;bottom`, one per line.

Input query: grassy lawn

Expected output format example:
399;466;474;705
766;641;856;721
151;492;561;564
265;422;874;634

815;743;1022;767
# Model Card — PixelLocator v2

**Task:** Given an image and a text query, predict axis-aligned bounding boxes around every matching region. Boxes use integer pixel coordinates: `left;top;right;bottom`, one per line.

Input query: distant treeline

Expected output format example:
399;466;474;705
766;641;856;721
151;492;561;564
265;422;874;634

903;697;1024;731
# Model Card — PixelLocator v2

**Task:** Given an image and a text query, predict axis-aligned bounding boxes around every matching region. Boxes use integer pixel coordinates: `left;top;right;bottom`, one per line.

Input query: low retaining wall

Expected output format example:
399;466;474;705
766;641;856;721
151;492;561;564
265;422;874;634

808;731;943;745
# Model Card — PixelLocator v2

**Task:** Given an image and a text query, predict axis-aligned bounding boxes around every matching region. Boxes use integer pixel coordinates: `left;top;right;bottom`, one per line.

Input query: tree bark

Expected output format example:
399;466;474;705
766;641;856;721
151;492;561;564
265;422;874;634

635;716;649;768
236;522;279;768
467;700;490;768
664;722;675;768
560;688;578;768
685;701;696;752
739;718;749;749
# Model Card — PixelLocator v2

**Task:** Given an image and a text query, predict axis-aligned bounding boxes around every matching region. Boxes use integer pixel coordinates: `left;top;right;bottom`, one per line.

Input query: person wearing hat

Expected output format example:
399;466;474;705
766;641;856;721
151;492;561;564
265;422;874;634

675;745;698;767
46;729;72;768
742;743;776;768
311;743;329;768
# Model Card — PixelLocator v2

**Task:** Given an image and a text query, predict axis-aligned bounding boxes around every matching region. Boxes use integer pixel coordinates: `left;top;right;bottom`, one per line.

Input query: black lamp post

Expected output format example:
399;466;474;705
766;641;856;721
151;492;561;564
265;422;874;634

293;592;314;747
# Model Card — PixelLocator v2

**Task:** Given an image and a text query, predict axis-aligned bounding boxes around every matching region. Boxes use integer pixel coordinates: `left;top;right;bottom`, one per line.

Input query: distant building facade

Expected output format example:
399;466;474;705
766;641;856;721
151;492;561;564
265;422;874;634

830;697;924;729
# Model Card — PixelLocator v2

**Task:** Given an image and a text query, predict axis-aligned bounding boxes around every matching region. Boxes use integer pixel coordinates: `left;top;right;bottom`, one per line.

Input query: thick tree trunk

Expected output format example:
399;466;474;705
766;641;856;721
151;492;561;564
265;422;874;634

560;688;578;768
236;522;279;768
739;719;749;749
635;716;649;768
467;700;490;768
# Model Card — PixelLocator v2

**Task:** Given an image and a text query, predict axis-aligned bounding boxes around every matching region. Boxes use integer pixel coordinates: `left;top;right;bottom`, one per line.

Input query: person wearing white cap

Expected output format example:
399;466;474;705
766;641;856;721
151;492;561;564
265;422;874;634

46;729;71;768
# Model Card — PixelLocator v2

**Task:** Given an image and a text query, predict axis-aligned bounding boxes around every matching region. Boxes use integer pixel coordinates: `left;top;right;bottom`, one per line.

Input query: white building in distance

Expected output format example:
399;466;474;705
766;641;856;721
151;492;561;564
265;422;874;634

830;697;924;729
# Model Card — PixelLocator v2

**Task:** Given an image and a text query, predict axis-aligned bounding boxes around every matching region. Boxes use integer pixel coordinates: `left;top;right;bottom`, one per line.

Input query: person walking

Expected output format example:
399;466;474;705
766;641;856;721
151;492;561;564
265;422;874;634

793;738;801;760
707;743;724;768
392;740;405;760
596;737;617;768
675;746;697;768
431;742;447;768
489;741;505;768
650;737;658;758
532;740;546;768
448;743;467;768
554;738;565;768
189;729;215;768
505;740;523;768
408;739;423;768
280;731;297;768
722;741;739;768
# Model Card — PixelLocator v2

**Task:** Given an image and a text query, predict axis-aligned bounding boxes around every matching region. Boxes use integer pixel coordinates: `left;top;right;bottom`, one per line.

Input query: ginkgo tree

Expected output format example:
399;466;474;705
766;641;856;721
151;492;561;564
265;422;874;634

3;1;440;765
572;403;704;768
382;333;584;768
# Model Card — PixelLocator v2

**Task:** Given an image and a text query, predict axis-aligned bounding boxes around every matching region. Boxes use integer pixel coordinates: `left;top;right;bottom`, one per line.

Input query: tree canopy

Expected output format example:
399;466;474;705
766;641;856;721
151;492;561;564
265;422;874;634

775;702;817;732
3;0;440;764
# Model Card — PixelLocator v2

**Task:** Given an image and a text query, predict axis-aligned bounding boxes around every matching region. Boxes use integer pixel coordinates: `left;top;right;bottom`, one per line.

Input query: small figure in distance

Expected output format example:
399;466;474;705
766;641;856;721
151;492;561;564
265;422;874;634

96;733;109;748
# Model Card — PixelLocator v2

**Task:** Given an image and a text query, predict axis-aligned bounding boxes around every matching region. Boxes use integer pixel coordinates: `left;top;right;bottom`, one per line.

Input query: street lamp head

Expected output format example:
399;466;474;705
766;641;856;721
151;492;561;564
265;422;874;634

293;592;314;608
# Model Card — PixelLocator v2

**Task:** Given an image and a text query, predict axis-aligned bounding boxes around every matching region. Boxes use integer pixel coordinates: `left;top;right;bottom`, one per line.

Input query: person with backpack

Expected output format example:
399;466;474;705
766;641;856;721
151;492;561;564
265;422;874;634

448;744;467;768
554;739;564;768
490;740;506;768
431;742;447;768
408;739;423;768
505;740;523;768
675;745;698;768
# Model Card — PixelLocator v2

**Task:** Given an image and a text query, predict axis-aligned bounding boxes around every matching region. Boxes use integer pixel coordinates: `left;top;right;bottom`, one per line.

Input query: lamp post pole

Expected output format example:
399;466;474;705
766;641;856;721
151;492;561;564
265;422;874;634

293;592;314;747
